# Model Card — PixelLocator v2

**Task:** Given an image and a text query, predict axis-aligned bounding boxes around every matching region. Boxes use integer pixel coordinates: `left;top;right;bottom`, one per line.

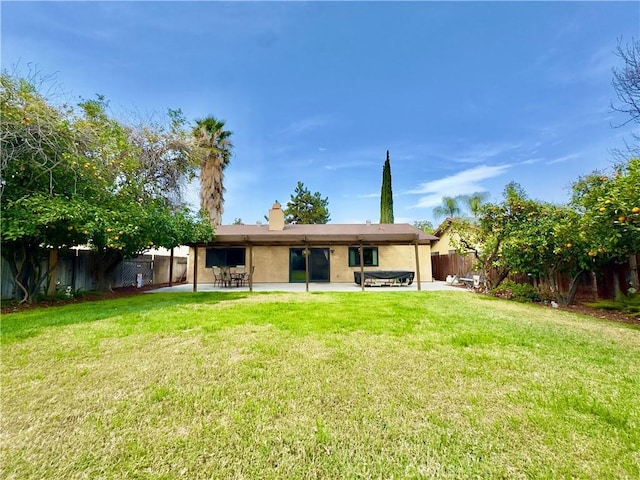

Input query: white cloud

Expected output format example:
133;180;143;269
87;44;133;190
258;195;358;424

453;142;521;164
520;158;541;165
406;164;511;209
278;114;332;137
546;153;580;165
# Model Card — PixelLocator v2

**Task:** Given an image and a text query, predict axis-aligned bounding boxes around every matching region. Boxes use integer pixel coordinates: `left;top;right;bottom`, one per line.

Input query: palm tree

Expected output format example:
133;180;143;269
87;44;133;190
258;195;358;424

465;191;489;217
433;196;462;220
192;116;233;226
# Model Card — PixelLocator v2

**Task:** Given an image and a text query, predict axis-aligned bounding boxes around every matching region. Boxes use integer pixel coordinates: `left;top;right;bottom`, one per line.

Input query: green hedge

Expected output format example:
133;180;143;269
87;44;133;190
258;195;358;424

491;280;542;303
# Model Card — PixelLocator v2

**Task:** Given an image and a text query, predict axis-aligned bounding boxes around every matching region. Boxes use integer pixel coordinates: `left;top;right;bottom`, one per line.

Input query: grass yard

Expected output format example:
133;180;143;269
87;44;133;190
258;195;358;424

2;291;639;479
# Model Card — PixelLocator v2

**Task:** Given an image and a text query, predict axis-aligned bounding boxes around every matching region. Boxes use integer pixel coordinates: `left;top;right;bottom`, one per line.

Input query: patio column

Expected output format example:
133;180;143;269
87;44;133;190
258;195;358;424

192;245;198;292
169;247;174;286
414;237;422;291
304;245;310;292
359;242;365;292
248;243;253;292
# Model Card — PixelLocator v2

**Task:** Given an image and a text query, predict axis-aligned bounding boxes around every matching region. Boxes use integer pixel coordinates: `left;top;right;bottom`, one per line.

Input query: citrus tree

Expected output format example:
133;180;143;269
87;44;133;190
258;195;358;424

1;73;212;302
571;158;640;291
451;182;596;304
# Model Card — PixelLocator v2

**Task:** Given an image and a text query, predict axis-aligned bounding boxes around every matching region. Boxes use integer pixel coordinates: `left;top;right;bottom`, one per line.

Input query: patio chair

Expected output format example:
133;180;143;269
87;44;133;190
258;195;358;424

212;266;223;287
243;265;255;287
234;265;246;287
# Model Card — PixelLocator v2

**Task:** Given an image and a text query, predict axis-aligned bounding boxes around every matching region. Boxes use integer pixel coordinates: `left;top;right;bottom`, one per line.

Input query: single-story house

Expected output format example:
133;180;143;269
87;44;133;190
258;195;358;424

187;202;438;291
431;218;459;255
430;218;480;280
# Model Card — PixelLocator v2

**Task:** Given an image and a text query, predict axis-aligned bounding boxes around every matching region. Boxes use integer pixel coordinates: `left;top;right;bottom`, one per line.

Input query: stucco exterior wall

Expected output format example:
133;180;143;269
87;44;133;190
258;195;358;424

188;243;433;284
431;230;458;255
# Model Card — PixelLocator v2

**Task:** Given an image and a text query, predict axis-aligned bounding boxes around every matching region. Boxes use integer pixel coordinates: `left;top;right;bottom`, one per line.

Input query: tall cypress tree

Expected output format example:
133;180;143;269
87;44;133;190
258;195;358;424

380;150;394;223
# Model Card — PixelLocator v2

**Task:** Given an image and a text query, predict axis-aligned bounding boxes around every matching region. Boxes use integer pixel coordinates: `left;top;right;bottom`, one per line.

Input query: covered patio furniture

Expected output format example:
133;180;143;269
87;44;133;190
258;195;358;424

354;271;414;287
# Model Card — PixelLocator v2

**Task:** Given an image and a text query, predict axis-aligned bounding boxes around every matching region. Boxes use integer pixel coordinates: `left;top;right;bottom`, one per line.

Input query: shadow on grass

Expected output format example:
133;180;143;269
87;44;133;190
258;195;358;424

0;292;253;343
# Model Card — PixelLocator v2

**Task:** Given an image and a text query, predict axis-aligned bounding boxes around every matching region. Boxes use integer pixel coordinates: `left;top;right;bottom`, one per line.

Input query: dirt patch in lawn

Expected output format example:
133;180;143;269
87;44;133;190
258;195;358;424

557;303;639;326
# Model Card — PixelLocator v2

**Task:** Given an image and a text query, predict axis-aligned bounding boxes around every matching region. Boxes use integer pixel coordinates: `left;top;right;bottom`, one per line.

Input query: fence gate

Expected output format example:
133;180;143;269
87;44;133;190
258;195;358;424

120;256;153;287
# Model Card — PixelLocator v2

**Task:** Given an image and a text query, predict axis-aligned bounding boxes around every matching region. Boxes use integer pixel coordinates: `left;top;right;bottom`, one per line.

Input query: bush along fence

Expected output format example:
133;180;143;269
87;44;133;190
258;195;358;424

431;252;639;302
1;249;188;301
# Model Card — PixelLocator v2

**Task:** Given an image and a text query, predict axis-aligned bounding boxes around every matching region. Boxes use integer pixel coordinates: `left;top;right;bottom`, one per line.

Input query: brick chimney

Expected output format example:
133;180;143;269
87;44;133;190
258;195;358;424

268;201;285;231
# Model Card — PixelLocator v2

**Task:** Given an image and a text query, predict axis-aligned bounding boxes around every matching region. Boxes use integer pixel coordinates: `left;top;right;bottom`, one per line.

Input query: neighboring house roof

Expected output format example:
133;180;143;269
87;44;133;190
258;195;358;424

191;223;438;246
433;218;453;238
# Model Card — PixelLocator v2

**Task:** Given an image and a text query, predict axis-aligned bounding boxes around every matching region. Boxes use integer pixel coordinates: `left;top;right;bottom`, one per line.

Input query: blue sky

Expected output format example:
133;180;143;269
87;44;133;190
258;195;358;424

2;1;639;226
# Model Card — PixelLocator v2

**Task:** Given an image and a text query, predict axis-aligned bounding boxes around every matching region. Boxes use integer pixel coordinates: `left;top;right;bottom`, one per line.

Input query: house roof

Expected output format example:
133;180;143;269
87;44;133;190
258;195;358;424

191;223;438;246
433;218;453;238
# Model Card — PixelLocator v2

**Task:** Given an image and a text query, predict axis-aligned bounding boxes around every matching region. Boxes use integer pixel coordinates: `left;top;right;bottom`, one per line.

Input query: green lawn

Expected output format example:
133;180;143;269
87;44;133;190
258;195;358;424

2;291;639;479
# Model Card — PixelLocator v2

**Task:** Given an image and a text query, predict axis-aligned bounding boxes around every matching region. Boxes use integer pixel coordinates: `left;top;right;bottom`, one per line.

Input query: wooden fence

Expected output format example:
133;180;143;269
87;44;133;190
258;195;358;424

431;252;639;300
431;253;476;280
1;250;188;300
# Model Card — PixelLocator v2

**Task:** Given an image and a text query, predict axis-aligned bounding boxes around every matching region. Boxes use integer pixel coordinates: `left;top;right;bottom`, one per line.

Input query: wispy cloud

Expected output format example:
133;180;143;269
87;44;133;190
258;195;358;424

453;142;521;164
519;158;542;166
325;161;375;171
546;153;580;165
406;164;511;209
278;114;333;137
356;193;379;199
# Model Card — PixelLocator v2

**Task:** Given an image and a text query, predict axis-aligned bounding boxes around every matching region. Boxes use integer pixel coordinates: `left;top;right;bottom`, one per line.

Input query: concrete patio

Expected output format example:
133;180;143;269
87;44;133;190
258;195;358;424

147;281;466;294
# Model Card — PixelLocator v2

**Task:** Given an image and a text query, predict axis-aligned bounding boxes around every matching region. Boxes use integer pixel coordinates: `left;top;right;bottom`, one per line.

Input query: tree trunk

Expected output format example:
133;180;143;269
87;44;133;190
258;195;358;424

564;270;585;306
491;268;510;290
629;254;639;291
7;243;43;304
47;249;59;295
92;250;124;292
613;272;622;300
545;268;565;305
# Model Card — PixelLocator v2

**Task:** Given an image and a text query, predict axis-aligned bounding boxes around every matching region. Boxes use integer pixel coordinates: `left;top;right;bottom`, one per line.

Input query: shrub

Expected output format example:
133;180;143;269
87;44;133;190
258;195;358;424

586;292;640;317
491;280;541;303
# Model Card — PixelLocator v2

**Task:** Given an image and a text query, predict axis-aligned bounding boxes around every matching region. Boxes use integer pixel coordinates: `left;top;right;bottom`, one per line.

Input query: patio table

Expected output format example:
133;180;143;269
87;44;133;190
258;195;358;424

231;272;246;287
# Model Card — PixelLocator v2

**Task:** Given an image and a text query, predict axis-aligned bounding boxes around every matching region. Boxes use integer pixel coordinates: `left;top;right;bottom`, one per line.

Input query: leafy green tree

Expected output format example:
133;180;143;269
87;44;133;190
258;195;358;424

1;73;94;302
433;196;463;220
497;202;591;305
448;185;528;289
74;97;213;291
192;116;233;226
379;150;394;223
1;72;212;301
454;182;595;305
284;181;330;224
571;158;640;290
413;220;434;234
